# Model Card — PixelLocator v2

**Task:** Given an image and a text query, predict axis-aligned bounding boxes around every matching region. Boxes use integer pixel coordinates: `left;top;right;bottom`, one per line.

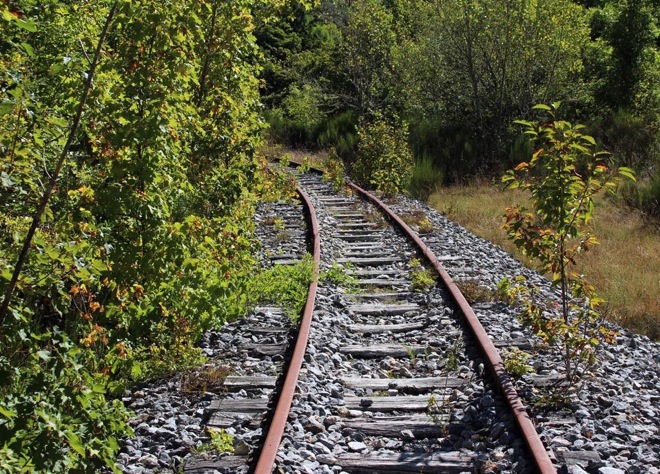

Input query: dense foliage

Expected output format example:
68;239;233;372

352;116;413;196
261;0;658;210
0;0;311;470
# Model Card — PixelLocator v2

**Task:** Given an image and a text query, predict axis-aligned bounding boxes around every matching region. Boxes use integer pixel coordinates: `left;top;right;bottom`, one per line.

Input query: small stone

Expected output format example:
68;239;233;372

567;466;589;474
158;451;171;466
324;416;339;427
492;451;505;461
347;441;367;452
304;416;325;434
598;468;626;474
385;440;402;449
400;429;415;441
234;441;250;455
575;409;590;420
137;454;159;467
491;423;506;439
612;401;628;412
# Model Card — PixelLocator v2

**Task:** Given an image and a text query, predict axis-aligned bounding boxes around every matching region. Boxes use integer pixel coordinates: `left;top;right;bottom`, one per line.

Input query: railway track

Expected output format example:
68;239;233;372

181;167;556;474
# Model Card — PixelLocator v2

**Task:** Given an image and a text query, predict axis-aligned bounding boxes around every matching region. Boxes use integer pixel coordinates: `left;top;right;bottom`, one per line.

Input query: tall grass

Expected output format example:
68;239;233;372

429;183;659;340
617;171;660;220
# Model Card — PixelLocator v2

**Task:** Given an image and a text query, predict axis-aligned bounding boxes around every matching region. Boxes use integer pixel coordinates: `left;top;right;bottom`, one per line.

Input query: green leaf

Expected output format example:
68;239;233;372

20;42;34;57
46;116;70;128
0;405;17;419
0;102;13;115
1;172;15;188
48;63;64;75
15;17;37;32
618;167;636;181
131;363;142;379
68;433;86;457
532;104;551;111
36;350;51;361
2;8;14;21
583;135;596;145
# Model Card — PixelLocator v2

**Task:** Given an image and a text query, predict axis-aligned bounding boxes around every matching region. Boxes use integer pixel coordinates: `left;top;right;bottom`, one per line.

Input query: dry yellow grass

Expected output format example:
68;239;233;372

429;182;660;340
259;143;330;168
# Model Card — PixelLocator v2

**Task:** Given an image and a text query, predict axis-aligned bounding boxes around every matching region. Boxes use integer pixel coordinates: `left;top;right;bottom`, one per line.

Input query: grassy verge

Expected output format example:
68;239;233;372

259;143;331;168
429;181;660;340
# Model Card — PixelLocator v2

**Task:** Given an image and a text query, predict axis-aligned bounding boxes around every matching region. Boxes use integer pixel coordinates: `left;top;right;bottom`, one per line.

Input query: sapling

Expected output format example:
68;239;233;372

502;103;634;383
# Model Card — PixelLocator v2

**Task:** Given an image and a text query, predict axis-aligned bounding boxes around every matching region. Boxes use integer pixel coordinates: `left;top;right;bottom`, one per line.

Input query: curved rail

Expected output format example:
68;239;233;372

346;180;557;474
253;186;321;474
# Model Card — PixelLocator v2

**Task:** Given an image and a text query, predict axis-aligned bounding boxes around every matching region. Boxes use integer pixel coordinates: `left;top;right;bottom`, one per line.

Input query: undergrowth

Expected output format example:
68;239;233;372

249;255;315;323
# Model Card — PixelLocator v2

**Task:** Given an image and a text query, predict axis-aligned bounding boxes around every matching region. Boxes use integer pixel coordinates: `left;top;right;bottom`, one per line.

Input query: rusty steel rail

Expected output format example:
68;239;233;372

347;180;557;474
253;186;320;474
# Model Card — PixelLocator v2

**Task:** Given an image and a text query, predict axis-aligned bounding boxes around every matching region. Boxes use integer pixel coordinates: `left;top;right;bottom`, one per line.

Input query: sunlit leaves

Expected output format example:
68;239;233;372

1;0;295;470
502;104;634;383
353;116;413;196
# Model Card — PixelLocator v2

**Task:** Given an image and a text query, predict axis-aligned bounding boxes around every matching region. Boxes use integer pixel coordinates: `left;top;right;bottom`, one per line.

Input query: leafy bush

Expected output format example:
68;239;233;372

408;118;480;183
316;111;358;157
0;0;294;469
265;108;358;156
0;331;131;473
322;150;346;192
352;117;413;196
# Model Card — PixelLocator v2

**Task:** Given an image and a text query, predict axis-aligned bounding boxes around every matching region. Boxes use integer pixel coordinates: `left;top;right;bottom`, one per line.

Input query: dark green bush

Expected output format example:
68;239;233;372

617;171;660;220
0;331;131;473
316;111;358;158
264;107;358;157
407;155;444;201
408;118;480;183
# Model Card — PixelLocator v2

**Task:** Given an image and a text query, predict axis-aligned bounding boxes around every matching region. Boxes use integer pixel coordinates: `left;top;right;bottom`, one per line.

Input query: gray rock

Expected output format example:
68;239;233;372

347;441;367;452
598;468;626;474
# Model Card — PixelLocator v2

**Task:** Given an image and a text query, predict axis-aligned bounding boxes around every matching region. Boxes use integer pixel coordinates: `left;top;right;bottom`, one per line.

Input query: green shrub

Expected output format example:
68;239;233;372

195;428;234;454
322;150;346;192
316;111;358;157
353;116;413;196
321;262;359;291
408;118;479;183
408;155;444;201
503;103;634;383
503;348;534;378
0;331;131;473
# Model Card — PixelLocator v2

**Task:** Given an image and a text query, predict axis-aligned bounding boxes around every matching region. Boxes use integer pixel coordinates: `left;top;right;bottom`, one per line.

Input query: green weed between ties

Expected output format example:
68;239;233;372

408;258;436;292
195;429;234;454
249;254;314;324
